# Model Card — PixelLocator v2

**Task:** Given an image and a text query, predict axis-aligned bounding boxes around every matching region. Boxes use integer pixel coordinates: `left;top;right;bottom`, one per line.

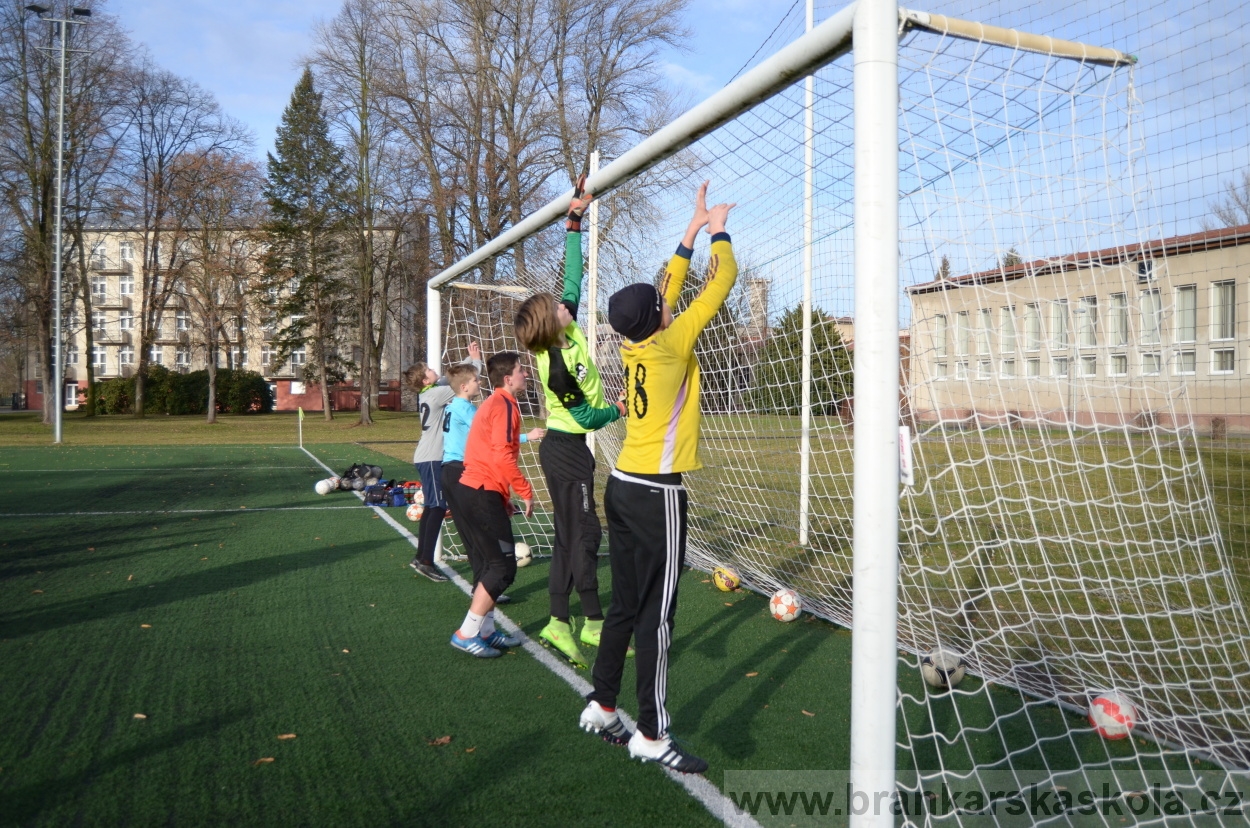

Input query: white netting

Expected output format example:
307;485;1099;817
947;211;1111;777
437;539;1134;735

436;2;1250;823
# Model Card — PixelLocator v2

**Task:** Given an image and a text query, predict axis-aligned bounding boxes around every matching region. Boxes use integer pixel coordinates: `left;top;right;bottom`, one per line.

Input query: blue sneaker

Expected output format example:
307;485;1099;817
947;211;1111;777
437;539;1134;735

484;630;520;649
450;632;502;658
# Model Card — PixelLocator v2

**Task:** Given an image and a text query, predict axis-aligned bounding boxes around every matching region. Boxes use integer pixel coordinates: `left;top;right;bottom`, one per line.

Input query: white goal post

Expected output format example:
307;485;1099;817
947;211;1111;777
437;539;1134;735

427;1;1250;825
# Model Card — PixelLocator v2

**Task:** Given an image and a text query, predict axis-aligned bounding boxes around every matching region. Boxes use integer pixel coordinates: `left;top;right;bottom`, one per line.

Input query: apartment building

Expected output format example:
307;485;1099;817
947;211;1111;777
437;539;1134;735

907;224;1250;433
22;228;419;412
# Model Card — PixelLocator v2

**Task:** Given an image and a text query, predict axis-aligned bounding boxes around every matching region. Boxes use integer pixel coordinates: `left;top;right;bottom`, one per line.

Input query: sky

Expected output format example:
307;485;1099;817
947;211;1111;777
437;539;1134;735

102;0;801;161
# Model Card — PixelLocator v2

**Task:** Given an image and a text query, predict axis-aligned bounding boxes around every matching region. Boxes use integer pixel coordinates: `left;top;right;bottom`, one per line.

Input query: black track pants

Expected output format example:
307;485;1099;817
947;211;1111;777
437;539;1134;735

539;430;603;619
588;471;687;740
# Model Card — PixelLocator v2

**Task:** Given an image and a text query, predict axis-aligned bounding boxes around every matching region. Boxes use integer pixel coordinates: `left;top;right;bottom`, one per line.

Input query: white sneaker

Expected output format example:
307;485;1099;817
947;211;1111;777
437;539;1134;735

578;701;631;746
627;730;708;774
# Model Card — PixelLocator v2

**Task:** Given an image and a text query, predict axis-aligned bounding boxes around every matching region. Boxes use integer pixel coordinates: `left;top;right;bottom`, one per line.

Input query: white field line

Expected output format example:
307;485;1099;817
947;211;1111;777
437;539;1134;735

300;445;760;828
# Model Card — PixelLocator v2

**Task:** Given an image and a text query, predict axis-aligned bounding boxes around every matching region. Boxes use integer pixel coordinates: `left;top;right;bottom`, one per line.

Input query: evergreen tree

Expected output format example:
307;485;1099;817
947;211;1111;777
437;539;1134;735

261;69;352;421
747;304;853;415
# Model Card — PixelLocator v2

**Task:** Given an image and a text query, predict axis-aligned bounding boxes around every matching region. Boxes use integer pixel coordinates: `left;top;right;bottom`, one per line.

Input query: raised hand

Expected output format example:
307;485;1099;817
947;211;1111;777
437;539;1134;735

567;173;594;229
706;201;736;235
682;181;712;248
468;341;482;361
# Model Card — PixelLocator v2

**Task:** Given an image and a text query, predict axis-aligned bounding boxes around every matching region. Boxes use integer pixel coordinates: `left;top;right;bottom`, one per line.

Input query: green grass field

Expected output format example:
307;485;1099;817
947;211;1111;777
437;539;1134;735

1;413;1246;826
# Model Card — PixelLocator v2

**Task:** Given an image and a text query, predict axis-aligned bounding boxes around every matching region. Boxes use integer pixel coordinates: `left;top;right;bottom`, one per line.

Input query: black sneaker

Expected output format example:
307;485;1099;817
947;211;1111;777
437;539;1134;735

627;731;708;774
495;593;512;605
413;562;449;583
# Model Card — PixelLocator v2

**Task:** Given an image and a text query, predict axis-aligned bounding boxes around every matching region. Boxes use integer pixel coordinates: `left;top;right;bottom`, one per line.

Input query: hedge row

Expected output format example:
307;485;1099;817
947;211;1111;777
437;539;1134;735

95;365;274;415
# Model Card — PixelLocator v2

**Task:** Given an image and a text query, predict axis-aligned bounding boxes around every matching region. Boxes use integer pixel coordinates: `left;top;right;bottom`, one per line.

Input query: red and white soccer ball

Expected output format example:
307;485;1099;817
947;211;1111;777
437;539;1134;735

769;588;802;622
1088;691;1136;739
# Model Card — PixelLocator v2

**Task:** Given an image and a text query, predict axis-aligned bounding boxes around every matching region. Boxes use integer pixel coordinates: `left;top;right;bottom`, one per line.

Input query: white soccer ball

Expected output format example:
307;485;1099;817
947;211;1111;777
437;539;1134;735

406;502;424;522
314;478;335;495
1088;691;1136;739
920;647;966;690
514;541;532;567
769;588;802;622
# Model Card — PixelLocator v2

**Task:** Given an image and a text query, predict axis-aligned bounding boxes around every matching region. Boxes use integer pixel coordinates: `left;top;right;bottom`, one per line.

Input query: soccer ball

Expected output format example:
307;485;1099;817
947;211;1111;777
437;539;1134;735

406;502;424;522
514;541;532;567
712;567;741;591
769;588;802;622
920;647;966;690
314;478;336;496
1088;691;1135;739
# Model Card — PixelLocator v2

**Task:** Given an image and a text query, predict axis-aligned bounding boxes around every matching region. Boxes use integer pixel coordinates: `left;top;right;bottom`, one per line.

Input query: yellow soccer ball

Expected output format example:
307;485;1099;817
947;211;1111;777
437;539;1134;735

712;567;741;592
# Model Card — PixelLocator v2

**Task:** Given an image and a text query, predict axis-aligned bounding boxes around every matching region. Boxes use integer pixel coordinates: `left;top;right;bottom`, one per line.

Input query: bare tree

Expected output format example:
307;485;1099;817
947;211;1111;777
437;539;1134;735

1205;170;1250;229
113;59;250;417
173;151;264;422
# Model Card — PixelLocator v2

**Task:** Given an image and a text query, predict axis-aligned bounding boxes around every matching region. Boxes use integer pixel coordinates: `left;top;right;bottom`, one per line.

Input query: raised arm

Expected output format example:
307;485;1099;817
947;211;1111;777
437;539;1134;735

662;198;738;355
659;181;710;308
561;175;594;313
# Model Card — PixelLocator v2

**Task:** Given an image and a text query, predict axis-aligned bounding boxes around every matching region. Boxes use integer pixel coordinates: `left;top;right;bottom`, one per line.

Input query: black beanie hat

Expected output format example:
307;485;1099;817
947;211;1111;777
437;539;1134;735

608;283;663;341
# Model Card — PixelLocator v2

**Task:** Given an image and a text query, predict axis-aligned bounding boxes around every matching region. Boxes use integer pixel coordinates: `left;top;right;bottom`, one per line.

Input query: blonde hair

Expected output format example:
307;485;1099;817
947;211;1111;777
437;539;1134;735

403;362;431;392
445;362;479;393
514;292;565;353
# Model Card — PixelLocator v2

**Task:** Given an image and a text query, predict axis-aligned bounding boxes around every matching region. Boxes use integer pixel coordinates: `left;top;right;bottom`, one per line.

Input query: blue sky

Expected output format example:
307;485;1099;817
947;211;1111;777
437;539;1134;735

104;0;801;160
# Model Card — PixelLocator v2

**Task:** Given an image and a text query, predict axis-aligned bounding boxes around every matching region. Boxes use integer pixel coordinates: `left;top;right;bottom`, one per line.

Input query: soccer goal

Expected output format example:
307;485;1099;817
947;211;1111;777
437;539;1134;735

427;0;1250;823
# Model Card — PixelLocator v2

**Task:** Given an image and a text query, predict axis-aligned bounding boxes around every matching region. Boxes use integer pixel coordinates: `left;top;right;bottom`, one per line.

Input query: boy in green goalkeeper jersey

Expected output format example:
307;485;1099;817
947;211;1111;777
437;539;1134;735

514;175;626;667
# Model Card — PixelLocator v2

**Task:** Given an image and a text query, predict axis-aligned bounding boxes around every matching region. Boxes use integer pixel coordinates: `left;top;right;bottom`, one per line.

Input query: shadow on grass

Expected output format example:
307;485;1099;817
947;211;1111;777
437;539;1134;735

2;707;252;825
0;520;222;577
404;729;551;823
0;542;374;639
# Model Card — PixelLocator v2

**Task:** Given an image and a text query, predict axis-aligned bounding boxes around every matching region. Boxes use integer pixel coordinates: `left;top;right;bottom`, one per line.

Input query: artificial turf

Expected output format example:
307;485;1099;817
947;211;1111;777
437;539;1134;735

0;443;864;827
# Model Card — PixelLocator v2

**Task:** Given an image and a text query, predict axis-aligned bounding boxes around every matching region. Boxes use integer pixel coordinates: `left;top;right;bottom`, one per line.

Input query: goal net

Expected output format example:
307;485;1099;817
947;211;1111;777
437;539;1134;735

430;1;1250;822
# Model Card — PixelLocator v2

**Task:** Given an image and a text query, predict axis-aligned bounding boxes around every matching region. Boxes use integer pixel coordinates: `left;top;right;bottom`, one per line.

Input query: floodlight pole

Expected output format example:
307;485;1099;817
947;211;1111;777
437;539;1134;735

28;3;91;444
848;0;899;825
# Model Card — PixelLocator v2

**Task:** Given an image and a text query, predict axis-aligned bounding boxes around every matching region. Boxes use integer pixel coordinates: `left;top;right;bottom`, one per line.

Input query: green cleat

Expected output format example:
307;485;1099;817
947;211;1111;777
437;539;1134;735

579;618;634;658
539;617;588;667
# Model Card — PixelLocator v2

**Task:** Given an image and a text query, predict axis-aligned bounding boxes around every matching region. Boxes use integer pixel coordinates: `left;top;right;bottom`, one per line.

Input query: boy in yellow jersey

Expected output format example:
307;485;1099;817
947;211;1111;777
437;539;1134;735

577;181;736;773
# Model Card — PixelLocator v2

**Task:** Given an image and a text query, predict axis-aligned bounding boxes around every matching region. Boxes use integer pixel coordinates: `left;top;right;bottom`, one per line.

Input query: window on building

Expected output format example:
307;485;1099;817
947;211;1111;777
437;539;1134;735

1175;285;1196;343
934;361;947;380
955;311;970;356
933;314;947;357
91;310;106;332
1024;304;1041;351
175;308;189;331
999;306;1016;355
119;346;134;365
1212;281;1236;341
229;348;245;369
262;345;273;367
1212;348;1235;374
1026;358;1041;378
148;346;163;365
1137;258;1155;282
175;348;190;370
119;273;134;295
90;274;106;297
119;312;133;330
1001;358;1016;378
290;347;307;365
955;361;968;379
65;347;78;365
1140;289;1161;345
1053;357;1070;378
90;242;107;269
1174;350;1195;375
1078;296;1097;348
977;308;992;357
978;359;991;379
92;345;107;368
1111;354;1128;376
1109;293;1128;347
119;240;133;262
1051;300;1069;349
1142;352;1161;375
1080;355;1097;377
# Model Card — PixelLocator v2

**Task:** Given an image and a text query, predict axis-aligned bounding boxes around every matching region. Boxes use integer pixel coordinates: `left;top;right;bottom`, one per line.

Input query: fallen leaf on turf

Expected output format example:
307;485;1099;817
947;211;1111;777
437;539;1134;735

127;574;133;581
253;757;274;766
745;672;759;677
465;747;475;753
701;579;710;583
200;557;208;561
277;734;297;741
724;602;733;607
133;713;147;719
31;589;43;595
87;547;95;551
341;649;350;653
802;710;816;717
140;624;152;629
428;736;452;746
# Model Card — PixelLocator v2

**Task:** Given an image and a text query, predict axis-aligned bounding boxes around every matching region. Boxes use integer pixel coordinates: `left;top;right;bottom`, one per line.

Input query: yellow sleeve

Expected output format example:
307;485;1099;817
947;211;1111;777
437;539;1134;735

658;248;692;310
658;236;738;356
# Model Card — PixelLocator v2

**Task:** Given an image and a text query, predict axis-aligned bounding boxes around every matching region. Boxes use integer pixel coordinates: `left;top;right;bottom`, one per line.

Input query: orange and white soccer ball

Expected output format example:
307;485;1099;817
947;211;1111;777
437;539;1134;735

769;588;802;622
1088;691;1136;739
405;501;424;522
